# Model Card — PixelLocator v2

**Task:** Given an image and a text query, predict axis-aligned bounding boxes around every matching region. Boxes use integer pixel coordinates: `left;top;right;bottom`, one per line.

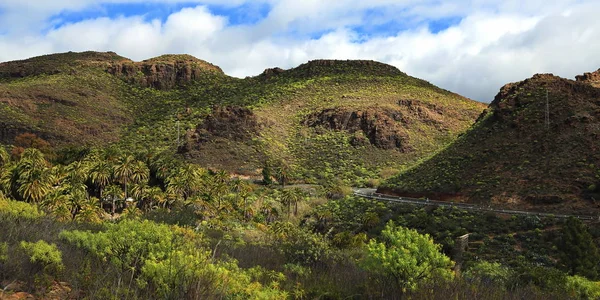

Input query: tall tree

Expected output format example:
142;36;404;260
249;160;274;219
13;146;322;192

557;217;600;279
166;164;203;202
15;148;53;203
88;160;113;201
280;188;302;218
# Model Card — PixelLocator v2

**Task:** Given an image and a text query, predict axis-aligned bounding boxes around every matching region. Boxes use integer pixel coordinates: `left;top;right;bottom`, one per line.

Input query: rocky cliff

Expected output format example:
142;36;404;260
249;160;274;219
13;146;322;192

576;68;600;88
303;107;411;151
106;54;224;90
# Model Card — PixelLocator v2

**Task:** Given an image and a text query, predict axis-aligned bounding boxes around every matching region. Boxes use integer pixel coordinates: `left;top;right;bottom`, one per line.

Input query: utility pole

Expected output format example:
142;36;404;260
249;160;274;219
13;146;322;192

545;89;550;130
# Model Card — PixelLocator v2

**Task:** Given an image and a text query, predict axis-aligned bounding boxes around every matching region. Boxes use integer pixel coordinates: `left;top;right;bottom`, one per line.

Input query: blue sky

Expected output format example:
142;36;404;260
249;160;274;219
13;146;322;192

49;2;461;37
1;0;599;102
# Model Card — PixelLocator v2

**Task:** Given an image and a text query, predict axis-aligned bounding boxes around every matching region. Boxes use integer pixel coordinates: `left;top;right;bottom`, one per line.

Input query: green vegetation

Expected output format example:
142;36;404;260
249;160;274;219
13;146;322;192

1;141;599;298
0;51;485;186
382;74;600;213
363;221;453;292
2;52;600;299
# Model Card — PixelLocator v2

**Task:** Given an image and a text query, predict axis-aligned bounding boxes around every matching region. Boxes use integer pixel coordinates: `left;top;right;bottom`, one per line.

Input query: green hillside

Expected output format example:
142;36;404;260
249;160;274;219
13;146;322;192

0;51;486;184
380;72;600;214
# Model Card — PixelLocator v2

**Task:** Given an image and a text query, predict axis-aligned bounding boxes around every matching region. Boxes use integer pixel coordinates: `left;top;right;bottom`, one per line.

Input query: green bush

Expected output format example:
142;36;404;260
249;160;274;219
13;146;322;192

270;222;331;266
362;221;454;292
565;275;600;299
464;261;511;286
0;197;45;219
60;219;287;299
19;240;64;273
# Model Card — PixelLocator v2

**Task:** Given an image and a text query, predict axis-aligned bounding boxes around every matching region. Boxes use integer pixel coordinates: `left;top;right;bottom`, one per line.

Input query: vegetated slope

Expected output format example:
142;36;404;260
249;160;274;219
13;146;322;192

0;51;226;147
380;72;600;214
0;52;486;183
177;59;486;181
0;52;134;146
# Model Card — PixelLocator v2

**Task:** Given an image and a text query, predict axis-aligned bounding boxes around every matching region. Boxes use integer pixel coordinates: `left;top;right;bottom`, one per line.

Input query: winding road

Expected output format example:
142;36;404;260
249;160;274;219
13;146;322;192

353;188;599;221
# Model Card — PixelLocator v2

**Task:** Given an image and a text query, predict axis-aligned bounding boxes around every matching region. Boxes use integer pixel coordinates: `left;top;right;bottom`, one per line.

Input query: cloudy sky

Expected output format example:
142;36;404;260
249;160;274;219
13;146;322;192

1;0;599;102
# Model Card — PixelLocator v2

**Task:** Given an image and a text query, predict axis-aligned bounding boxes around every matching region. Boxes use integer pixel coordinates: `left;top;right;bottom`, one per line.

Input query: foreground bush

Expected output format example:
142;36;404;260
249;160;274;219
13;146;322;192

60;219;287;299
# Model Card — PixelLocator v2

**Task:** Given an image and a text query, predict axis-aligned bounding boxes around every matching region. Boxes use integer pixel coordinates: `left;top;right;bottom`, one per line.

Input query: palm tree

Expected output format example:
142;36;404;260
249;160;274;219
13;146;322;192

113;155;148;202
0;146;9;167
88;160;113;201
145;186;166;209
104;184;124;215
207;170;229;210
280;188;303;218
290;187;305;216
17;167;53;203
166;164;204;202
0;161;14;197
15;148;53;203
231;178;253;218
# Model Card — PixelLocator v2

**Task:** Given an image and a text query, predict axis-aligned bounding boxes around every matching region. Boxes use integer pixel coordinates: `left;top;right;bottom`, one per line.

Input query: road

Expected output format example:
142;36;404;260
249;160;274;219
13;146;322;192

353;188;598;221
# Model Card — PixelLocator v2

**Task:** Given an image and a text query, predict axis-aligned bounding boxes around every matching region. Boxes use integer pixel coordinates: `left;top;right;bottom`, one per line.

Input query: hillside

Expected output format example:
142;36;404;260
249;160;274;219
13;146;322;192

0;52;486;183
177;59;485;182
0;52;134;146
380;72;600;214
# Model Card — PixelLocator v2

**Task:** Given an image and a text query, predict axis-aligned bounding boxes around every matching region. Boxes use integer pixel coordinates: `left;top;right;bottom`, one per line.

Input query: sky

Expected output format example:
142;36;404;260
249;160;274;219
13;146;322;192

0;0;599;102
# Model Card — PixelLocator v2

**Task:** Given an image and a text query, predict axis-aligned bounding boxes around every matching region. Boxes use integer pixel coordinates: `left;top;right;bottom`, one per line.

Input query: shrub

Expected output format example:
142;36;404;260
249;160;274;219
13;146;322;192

19;240;64;274
0;198;45;219
362;221;454;292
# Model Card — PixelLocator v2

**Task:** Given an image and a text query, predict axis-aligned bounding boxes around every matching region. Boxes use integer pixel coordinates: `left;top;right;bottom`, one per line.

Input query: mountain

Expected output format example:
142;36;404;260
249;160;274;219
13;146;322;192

380;71;600;214
0;51;133;146
0;51;485;183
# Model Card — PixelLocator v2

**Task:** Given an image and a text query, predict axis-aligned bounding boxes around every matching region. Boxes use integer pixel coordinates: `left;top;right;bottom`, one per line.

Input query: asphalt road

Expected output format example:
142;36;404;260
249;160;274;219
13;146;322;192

353;188;598;221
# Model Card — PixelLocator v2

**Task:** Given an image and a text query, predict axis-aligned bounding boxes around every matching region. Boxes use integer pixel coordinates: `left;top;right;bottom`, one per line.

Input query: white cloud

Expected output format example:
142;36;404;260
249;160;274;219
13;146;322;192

1;0;600;102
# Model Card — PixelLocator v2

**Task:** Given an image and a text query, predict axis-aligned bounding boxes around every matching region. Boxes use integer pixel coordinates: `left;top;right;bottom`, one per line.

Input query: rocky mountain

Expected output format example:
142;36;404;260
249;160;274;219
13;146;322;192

380;71;600;214
576;68;600;88
0;51;485;183
106;54;224;89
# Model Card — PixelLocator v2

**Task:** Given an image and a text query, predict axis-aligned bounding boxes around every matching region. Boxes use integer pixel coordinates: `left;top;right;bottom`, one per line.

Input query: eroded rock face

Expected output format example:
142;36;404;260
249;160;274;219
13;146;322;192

106;55;224;90
576;69;600;88
303;107;411;151
179;106;259;152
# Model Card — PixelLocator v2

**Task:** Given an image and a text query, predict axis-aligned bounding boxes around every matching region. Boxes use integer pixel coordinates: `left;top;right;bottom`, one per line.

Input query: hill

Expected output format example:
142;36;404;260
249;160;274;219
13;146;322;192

380;72;600;214
0;52;486;183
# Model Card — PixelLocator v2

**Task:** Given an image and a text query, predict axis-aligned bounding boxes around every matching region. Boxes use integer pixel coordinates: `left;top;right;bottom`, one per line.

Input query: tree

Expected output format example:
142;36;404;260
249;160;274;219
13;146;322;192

104;184;124;215
262;164;273;185
113;155;149;206
113;155;136;201
231;178;253;219
280;188;303;218
363;221;454;292
15;149;53;203
557;217;600;279
166;164;204;202
88;160;113;201
205;170;229;210
0;146;9;167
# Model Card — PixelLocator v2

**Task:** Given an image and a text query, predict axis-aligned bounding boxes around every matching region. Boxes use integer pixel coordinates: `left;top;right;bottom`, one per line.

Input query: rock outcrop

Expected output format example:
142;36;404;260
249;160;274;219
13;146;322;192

576;68;600;88
303;107;411;151
179;106;259;153
106;55;224;90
